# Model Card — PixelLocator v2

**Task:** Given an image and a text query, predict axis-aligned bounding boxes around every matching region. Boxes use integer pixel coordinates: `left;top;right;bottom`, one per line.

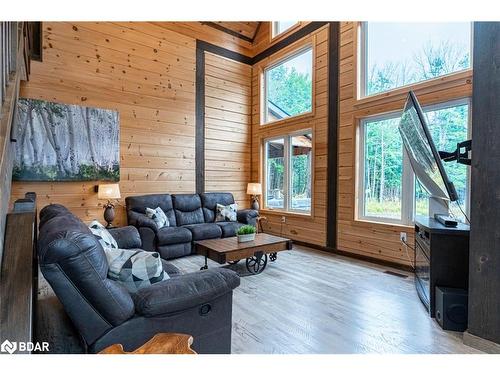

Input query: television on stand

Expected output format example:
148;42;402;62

398;91;471;227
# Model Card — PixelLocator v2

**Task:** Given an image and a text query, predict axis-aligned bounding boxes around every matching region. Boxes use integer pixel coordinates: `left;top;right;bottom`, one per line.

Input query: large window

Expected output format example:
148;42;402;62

272;21;298;38
263;47;313;124
265;131;313;213
358;99;470;225
360;22;472;97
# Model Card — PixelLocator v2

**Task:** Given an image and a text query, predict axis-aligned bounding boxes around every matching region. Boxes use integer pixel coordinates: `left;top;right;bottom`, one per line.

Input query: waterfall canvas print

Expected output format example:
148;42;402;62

13;98;120;182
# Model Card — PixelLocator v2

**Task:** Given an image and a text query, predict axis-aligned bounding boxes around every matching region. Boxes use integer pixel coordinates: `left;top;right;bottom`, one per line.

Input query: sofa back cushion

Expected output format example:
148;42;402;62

200;193;235;223
125;194;177;227
38;205;135;345
172;194;205;226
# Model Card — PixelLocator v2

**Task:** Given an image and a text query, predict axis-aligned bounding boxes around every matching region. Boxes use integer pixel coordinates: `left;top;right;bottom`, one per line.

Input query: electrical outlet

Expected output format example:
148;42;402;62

281;216;286;223
400;232;407;243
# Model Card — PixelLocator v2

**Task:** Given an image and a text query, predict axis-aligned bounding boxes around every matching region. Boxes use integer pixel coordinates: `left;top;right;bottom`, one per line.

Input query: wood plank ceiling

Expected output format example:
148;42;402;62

201;22;261;42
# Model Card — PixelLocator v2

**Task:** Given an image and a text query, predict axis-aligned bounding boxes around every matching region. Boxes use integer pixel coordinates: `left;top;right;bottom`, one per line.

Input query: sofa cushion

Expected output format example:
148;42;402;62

216;203;238;222
216;221;244;238
145;207;169;229
172;194;205;226
156;226;192;246
183;223;222;241
89;220;119;250
200;193;235;223
161;260;182;277
126;194;177;227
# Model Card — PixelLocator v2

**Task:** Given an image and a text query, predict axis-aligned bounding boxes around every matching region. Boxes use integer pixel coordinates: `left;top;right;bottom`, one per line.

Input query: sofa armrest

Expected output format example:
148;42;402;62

237;209;259;226
108;226;142;249
132;268;240;317
128;210;158;234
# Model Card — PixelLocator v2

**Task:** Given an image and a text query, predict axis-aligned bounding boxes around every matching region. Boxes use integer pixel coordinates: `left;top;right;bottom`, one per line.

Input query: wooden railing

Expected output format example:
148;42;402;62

0;193;37;353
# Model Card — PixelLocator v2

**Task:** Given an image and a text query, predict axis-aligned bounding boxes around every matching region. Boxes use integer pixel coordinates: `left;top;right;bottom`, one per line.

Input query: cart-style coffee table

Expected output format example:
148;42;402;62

194;233;292;275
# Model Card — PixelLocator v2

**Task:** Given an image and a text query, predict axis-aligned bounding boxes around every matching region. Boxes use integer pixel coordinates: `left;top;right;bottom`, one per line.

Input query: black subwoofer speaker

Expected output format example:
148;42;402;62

435;286;468;332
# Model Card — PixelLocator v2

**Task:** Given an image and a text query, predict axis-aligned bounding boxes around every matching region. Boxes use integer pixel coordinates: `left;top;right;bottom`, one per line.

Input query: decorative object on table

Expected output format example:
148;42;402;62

236;225;256;243
246;182;262;211
99;333;196;354
146;207;169;229
216;203;238;222
98;183;121;228
12;98;119;182
88;220;169;292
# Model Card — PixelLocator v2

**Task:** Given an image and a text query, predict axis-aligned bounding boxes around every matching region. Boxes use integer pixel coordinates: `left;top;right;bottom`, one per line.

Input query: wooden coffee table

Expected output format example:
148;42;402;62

194;233;292;275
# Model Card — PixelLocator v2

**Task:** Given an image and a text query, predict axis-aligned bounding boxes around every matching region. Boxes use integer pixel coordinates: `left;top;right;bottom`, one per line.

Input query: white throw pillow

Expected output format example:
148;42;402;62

216;203;238;222
89;220;118;250
145;207;169;229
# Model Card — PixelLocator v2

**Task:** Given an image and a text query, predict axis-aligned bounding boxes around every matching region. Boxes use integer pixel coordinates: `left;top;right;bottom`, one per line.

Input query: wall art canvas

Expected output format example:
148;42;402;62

13;98;120;182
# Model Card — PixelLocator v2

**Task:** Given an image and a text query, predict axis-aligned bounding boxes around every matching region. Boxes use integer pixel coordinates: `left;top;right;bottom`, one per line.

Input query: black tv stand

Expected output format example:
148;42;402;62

414;216;469;317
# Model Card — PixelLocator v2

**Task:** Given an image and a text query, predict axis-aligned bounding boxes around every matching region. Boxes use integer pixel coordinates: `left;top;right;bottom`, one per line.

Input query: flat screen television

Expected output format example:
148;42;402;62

398;91;458;208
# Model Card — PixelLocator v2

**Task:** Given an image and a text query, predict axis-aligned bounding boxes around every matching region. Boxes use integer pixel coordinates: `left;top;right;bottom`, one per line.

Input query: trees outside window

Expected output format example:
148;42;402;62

361;22;472;97
359;100;470;225
264;131;313;213
264;47;313;124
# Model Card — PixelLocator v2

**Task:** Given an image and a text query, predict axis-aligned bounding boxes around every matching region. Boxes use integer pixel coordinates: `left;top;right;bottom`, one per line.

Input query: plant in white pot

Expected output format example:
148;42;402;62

237;225;256;243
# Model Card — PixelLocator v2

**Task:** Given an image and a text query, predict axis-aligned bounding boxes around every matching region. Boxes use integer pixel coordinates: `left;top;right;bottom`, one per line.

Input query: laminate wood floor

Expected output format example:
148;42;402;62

171;245;479;354
36;245;480;354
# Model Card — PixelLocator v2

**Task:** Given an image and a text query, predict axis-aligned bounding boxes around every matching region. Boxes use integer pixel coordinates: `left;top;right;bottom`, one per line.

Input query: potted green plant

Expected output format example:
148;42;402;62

237;225;256;243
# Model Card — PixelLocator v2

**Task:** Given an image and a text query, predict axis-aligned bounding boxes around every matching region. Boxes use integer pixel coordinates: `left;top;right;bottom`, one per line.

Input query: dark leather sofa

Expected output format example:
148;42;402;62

37;204;240;353
126;192;258;259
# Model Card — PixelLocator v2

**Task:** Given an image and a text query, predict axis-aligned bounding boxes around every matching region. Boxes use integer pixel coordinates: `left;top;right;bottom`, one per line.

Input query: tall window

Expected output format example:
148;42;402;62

359;99;470;225
263;47;313;124
272;21;298;38
360;22;472;97
265;131;313;213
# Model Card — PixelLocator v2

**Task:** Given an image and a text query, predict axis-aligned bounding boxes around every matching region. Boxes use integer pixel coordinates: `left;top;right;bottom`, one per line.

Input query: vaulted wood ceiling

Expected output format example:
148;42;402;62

200;22;262;42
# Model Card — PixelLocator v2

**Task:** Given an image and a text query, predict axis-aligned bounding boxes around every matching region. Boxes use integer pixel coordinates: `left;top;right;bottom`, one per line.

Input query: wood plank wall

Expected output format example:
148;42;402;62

204;52;252;208
336;22;472;267
11;22;199;226
250;25;329;247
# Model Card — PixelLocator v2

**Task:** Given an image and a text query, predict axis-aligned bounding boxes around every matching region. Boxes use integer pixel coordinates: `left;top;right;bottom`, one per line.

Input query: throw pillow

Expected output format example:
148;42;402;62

104;248;169;293
216;203;238;222
145;207;169;229
89;220;118;250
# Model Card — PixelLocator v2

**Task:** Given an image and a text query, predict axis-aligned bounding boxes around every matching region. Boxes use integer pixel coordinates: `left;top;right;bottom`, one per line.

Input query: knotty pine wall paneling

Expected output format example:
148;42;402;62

11;22;197;226
204;52;252;208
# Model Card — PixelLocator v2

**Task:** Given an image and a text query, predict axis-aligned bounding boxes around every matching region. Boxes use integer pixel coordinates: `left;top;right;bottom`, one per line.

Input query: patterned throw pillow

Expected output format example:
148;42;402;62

145;207;169;229
104;248;169;293
89;220;169;292
89;220;118;250
216;203;238;222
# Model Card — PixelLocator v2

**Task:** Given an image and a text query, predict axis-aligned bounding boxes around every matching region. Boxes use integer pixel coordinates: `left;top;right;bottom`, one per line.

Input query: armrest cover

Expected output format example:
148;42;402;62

237;209;259;225
128;211;158;234
132;268;240;317
108;226;142;249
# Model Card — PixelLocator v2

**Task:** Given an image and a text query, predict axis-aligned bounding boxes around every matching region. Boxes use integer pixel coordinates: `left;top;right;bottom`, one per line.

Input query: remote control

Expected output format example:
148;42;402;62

434;214;458;227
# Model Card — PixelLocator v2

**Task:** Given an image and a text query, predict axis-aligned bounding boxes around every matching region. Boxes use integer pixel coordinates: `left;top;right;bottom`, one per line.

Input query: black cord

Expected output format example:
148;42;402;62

401;238;416;271
455;199;470;224
402;238;415;252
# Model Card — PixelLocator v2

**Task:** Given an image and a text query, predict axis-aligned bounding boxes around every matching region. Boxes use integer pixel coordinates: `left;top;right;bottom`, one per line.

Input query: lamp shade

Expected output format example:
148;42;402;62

98;184;121;200
247;183;262;196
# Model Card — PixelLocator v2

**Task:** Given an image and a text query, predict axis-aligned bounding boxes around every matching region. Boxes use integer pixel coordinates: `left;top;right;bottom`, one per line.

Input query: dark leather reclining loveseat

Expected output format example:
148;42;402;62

126;192;258;259
37;204;240;353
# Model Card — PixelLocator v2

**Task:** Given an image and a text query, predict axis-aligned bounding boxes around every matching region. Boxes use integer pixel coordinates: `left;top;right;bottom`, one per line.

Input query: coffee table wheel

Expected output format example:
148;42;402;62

227;260;240;265
246;253;268;274
269;252;277;262
200;265;208;270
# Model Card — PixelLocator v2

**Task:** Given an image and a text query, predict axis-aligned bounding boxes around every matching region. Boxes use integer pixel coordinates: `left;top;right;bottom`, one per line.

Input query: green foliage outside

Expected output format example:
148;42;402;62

237;225;256;235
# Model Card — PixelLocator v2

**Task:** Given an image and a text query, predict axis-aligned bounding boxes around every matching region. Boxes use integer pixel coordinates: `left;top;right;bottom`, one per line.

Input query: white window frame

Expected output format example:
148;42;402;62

262;45;313;125
357;98;471;226
263;129;313;214
271;21;299;39
358;22;474;99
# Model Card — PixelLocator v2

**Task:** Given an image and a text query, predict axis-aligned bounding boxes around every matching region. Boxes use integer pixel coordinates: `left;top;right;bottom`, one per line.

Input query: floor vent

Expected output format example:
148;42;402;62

384;270;408;278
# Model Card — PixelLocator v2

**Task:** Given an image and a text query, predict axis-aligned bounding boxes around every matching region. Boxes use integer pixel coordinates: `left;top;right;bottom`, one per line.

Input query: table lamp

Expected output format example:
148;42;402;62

247;183;262;211
98;183;121;228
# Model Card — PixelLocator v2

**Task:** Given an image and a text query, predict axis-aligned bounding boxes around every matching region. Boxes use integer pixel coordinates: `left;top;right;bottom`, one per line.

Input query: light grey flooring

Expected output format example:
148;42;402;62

171;245;480;354
36;245;480;354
